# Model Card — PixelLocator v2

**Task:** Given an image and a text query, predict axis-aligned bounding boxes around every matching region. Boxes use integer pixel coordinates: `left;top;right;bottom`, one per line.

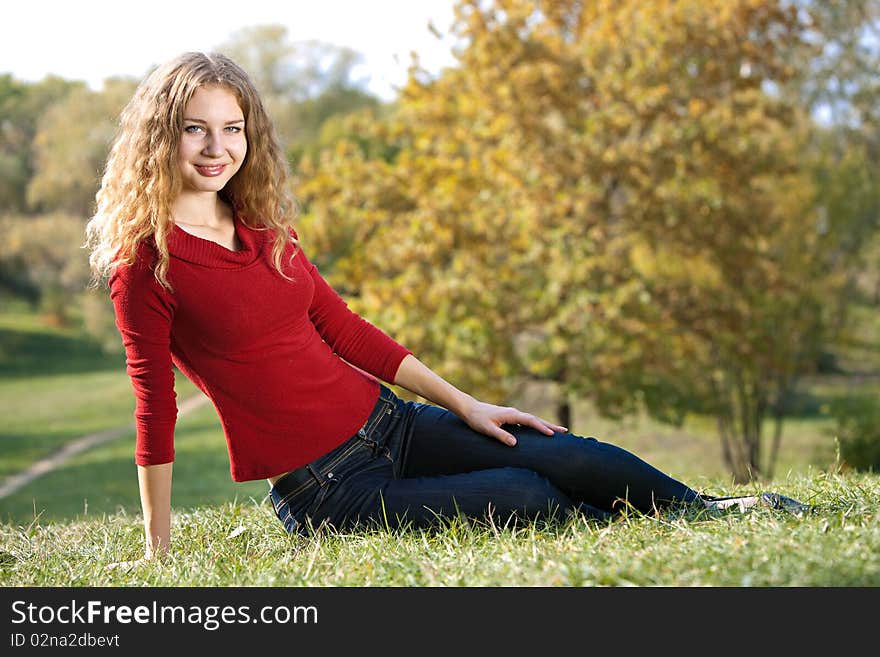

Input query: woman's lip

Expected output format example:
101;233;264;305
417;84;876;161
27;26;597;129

194;164;227;176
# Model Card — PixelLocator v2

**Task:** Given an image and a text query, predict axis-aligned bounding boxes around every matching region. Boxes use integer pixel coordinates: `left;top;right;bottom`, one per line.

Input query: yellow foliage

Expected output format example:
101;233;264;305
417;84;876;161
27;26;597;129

295;0;841;424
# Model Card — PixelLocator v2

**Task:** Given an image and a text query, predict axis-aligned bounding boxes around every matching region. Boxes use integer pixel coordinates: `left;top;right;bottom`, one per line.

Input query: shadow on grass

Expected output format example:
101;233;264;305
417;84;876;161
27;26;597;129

0;325;122;378
0;426;131;482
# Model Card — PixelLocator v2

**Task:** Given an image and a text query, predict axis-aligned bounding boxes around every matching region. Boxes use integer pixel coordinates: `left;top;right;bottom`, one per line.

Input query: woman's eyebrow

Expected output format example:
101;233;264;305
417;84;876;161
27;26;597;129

182;117;245;124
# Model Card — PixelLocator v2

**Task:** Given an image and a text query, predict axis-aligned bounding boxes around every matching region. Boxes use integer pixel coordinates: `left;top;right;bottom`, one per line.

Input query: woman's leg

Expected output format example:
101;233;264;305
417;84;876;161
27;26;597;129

273;392;699;534
272;389;806;535
285;393;613;532
354;464;604;529
401;403;701;515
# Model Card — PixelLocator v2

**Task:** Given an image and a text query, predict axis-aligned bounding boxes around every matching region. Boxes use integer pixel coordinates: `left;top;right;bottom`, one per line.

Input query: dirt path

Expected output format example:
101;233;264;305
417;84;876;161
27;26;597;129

0;393;211;500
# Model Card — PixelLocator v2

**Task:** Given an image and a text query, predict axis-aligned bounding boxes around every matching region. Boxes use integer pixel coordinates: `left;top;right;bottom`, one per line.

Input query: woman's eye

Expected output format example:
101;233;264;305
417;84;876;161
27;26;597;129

184;125;204;134
225;126;242;133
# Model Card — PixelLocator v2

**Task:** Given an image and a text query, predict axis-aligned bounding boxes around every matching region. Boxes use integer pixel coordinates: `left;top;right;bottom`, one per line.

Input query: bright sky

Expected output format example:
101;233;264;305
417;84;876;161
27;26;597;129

0;0;459;100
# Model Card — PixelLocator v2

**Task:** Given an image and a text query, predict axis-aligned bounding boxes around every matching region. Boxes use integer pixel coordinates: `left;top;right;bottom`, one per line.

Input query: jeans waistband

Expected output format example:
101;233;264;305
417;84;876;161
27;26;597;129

269;385;398;515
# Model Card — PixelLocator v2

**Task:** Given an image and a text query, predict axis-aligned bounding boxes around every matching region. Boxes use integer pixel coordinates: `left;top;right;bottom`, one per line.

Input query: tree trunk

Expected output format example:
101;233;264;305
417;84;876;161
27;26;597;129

557;396;572;431
715;368;762;483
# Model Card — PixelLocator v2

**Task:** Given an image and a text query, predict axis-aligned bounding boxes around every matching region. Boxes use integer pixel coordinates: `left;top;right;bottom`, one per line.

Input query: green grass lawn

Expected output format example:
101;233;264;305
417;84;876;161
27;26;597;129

1;471;877;586
0;310;265;524
0;310;135;481
1;309;877;586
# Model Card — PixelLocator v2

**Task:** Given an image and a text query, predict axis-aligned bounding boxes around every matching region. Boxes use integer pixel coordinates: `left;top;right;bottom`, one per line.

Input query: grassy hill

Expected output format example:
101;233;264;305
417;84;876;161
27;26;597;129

0;308;877;586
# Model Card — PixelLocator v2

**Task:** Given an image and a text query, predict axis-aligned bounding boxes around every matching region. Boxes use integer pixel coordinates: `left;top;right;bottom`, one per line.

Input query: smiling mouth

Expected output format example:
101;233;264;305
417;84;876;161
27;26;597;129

194;164;228;177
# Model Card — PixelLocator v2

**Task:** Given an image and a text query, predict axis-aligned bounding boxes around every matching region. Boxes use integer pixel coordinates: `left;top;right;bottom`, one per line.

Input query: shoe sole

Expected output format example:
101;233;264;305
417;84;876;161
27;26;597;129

703;493;809;513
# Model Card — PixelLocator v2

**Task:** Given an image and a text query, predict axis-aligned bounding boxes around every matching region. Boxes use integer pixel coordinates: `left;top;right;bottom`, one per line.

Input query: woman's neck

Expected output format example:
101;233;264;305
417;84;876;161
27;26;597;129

171;193;231;228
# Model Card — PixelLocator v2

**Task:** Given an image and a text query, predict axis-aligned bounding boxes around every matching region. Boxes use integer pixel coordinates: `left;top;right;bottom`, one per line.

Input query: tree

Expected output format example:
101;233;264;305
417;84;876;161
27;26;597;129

0;74;82;213
217;24;381;158
792;0;880;136
297;0;850;482
787;0;880;374
26;77;137;216
0;213;90;325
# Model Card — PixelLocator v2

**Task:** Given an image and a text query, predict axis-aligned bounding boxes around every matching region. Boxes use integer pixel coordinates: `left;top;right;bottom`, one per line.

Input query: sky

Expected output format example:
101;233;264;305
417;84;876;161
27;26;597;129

0;0;459;100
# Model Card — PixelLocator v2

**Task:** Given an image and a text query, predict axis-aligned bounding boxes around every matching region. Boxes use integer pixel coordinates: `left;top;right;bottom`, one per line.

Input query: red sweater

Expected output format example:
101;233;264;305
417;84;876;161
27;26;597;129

109;216;411;481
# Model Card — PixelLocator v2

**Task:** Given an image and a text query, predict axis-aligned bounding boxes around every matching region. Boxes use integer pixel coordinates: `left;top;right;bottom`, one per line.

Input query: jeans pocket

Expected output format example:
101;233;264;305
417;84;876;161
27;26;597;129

274;494;306;534
277;506;300;534
275;479;332;535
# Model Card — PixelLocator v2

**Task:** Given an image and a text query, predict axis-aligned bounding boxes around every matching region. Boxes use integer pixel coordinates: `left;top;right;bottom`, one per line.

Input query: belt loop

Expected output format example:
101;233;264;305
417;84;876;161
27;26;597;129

357;426;379;455
305;463;324;486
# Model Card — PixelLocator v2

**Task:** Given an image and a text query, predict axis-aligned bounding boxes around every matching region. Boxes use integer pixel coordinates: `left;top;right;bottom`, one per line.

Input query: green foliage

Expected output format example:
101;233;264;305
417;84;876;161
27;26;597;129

0;74;83;213
217;24;382;154
827;394;880;472
0;214;90;326
26;77;138;216
287;88;382;167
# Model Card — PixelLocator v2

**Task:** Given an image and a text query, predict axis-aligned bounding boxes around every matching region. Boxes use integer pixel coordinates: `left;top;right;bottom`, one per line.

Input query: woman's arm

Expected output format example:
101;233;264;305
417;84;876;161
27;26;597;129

137;462;173;559
106;256;178;569
392;354;567;446
107;462;172;570
300;247;412;384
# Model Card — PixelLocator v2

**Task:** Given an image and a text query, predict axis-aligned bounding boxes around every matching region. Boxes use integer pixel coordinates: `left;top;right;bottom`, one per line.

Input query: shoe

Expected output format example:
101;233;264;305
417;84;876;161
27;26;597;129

759;493;811;513
702;492;809;513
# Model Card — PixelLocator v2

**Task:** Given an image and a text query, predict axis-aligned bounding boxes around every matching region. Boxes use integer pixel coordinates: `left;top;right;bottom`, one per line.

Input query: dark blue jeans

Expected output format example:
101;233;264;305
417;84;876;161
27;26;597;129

269;385;702;534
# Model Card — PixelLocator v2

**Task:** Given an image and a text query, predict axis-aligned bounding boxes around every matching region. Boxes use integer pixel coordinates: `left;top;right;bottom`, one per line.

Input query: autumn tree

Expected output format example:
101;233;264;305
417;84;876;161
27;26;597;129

550;0;836;482
295;0;854;482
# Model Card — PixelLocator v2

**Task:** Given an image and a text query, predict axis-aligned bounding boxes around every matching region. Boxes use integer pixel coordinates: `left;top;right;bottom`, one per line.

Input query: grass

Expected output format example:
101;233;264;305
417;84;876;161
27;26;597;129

1;471;877;586
0;309;266;522
0;308;878;586
0;401;267;524
0;310;135;480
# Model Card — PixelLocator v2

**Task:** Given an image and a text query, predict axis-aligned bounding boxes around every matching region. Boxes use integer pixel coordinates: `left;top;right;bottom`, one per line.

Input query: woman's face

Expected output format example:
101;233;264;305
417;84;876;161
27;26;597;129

176;85;247;195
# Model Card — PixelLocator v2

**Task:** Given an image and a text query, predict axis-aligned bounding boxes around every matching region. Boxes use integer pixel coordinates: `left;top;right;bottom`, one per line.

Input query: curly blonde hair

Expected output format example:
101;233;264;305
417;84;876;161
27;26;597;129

85;51;297;289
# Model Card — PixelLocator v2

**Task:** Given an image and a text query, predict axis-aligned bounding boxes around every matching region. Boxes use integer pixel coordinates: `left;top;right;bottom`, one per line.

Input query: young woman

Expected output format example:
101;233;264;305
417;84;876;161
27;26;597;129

86;52;805;564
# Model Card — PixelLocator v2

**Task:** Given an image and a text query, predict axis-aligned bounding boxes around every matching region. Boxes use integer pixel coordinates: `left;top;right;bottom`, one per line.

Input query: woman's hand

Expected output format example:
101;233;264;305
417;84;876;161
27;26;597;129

106;547;167;572
460;399;568;446
392;355;567;447
106;539;169;572
106;558;149;572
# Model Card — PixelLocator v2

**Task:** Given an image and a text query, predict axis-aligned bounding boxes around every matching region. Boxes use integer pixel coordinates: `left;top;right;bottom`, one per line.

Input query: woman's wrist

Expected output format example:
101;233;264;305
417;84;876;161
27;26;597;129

447;391;478;422
144;540;169;560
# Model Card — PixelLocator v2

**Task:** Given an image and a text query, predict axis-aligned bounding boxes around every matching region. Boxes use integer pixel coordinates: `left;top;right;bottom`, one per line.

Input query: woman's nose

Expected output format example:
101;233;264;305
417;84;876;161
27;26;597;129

202;133;224;157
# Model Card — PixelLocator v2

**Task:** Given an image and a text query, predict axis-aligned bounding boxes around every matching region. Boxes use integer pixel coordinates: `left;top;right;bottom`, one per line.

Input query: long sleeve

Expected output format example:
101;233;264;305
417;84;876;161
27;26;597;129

104;220;411;481
296;246;411;384
109;250;178;466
